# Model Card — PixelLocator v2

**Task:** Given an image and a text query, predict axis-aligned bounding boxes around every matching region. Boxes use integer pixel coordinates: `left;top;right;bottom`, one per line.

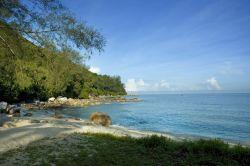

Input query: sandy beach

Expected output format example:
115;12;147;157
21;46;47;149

0;116;179;154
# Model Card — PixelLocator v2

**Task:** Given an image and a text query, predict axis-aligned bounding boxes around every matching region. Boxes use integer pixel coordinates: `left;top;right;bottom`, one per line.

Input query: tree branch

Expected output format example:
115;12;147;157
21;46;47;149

0;33;16;56
0;25;61;34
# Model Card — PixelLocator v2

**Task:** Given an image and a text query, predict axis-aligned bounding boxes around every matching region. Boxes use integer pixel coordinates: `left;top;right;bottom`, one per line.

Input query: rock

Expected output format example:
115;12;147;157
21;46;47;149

56;96;68;104
24;112;33;117
30;119;40;123
0;101;8;113
48;97;55;102
57;96;67;101
7;105;21;115
67;98;75;104
6;105;15;113
9;107;20;115
90;112;112;126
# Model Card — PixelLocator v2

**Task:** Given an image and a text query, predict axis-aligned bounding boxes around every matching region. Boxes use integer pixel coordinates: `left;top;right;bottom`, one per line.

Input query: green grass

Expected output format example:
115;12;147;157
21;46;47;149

1;133;250;166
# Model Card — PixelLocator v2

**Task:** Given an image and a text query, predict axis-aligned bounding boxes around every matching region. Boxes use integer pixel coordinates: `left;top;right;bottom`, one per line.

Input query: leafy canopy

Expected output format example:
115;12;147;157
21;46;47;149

0;0;105;57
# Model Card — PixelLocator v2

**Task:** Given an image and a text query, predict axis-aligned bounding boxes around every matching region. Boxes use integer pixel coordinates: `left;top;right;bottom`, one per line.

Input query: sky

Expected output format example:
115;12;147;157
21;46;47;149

61;0;250;92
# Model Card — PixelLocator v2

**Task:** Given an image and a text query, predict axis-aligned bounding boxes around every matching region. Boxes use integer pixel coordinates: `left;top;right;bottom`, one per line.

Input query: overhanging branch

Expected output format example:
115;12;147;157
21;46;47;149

0;33;16;56
0;25;61;34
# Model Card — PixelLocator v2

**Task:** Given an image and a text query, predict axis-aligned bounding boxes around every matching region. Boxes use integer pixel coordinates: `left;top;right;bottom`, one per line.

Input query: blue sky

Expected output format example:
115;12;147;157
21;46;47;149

61;0;250;92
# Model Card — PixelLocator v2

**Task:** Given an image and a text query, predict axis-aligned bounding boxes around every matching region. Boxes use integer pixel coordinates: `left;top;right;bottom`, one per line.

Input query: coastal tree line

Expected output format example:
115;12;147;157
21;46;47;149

0;0;126;103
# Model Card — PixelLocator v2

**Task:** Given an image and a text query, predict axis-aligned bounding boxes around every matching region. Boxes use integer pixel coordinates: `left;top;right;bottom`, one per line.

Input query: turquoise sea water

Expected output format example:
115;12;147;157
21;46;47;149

59;93;250;144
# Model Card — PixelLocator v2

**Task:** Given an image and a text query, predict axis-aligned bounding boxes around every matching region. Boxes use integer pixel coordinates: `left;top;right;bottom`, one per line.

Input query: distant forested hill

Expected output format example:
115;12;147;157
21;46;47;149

0;21;126;103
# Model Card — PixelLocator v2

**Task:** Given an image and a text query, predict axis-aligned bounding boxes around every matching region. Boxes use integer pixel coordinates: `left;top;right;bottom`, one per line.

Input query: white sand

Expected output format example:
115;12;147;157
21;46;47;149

0;117;178;154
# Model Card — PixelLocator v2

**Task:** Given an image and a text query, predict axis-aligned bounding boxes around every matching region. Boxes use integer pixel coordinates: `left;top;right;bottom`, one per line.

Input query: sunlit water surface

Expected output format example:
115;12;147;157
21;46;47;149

57;93;250;144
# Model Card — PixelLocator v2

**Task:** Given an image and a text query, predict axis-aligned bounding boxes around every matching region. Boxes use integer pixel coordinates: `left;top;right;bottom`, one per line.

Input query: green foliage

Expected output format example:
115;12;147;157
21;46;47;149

137;135;169;148
0;0;113;103
0;21;126;103
79;89;89;99
0;0;105;55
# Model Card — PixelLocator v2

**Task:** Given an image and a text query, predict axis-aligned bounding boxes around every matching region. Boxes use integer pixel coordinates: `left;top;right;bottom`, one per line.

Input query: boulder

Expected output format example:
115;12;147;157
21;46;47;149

6;105;15;112
56;96;68;103
90;112;112;126
57;96;67;101
0;101;8;113
7;105;21;115
48;97;56;102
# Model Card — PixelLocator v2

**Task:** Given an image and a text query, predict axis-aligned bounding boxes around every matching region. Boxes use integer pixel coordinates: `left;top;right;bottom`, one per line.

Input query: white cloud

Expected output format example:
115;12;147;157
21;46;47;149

125;79;146;91
125;79;171;92
89;66;100;74
126;78;223;92
207;77;221;90
157;80;170;89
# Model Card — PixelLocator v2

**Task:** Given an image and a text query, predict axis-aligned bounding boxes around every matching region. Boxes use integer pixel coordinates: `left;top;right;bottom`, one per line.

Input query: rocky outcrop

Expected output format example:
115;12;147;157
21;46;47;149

21;96;142;110
0;102;21;116
90;112;112;126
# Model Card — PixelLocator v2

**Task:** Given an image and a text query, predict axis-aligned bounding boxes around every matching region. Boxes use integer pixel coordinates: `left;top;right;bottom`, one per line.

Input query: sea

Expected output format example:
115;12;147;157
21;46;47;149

57;93;250;144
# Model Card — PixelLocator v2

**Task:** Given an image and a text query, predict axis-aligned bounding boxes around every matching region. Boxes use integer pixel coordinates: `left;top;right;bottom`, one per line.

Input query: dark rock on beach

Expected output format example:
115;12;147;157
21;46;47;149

7;105;21;115
90;112;112;126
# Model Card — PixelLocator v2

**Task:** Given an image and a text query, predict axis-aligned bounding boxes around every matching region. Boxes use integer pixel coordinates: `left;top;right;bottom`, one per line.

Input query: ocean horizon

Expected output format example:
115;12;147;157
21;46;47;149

127;90;250;94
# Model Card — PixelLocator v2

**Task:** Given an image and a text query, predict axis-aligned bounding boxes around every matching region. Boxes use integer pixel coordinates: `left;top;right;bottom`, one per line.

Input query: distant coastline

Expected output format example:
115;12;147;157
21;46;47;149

127;90;250;95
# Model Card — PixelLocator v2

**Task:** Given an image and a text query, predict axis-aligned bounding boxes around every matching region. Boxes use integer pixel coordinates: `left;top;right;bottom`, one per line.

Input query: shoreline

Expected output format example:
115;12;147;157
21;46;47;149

1;96;249;154
1;114;249;154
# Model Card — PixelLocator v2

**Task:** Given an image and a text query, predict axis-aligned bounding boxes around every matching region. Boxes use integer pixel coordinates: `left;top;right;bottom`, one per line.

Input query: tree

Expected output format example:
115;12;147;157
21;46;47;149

0;0;105;57
0;1;126;103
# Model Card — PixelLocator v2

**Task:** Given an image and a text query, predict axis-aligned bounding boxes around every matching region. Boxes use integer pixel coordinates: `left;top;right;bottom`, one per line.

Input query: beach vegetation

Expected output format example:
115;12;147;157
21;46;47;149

1;133;249;166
